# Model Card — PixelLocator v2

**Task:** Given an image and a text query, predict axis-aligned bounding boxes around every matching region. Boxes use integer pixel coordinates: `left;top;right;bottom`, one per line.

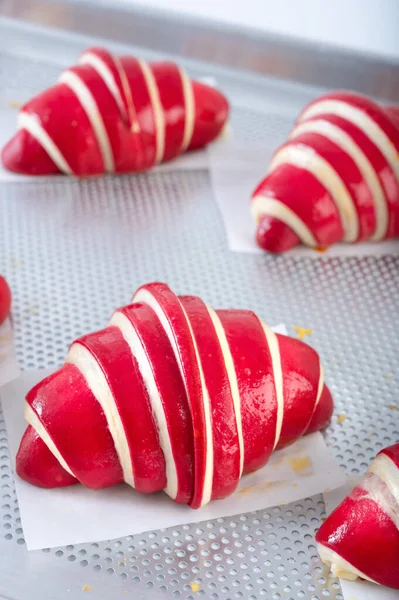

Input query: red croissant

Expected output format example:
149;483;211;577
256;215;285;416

0;276;11;325
251;91;399;252
317;444;399;589
16;282;333;508
2;48;229;176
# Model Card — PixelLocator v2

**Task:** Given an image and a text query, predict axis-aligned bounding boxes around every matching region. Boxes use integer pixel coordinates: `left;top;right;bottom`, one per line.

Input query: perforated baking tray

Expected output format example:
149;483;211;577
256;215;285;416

0;16;398;600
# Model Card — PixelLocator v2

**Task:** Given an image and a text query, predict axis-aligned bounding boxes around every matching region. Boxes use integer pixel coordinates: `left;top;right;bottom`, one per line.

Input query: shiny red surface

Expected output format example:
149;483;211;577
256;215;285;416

316;458;399;589
0;275;11;325
25;363;122;489
16;282;333;508
117;302;193;503
216;309;278;474
1;48;229;176
74;325;166;494
180;296;240;500
132;282;207;509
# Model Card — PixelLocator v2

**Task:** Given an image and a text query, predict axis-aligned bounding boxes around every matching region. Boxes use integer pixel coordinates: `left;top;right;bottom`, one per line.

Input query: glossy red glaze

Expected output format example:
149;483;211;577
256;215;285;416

16;281;333;507
73;325;166;493
180;296;240;500
275;335;321;450
299;112;399;239
216;309;277;474
25;363;123;488
16;425;77;488
301;91;399;153
81;47;131;125
188;81;229;151
116;302;193;503
380;443;399;468
1;128;59;175
253;162;344;252
0;275;12;325
132;282;207;509
150;62;186;162
256;214;301;253
282;133;376;241
1;49;229;176
305;384;334;435
316;481;399;589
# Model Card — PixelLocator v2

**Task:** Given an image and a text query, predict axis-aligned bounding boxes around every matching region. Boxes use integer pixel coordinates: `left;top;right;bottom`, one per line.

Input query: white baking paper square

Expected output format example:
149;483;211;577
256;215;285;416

1;322;346;550
208;141;399;257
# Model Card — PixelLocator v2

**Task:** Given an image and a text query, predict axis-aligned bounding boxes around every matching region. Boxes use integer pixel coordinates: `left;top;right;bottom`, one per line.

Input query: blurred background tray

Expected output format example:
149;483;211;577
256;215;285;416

0;6;398;600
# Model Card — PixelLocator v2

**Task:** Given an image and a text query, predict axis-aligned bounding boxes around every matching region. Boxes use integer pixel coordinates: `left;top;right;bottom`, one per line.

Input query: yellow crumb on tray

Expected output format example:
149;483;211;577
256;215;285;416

337;414;346;424
388;404;398;411
190;581;201;593
82;585;94;592
287;455;313;476
314;246;329;253
293;326;313;340
9;101;22;109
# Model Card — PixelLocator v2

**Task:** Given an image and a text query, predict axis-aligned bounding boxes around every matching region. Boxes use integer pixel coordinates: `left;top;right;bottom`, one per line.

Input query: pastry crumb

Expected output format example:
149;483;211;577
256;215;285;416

9;101;22;109
388;404;398;411
190;581;201;593
293;326;313;340
314;246;328;253
287;455;313;476
337;414;346;424
82;585;94;592
386;374;393;380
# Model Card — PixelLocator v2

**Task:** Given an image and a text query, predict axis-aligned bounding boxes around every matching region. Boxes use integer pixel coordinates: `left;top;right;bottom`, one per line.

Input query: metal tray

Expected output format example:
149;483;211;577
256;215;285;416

0;14;398;600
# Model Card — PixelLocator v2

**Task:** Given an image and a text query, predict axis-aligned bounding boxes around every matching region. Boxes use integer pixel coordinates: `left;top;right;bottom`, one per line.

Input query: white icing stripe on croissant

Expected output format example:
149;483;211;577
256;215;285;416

317;545;376;584
17;112;72;175
110;310;179;499
369;453;399;508
261;323;284;450
24;402;75;476
208;307;244;477
67;343;135;487
251;196;318;247
138;59;166;164
179;67;195;153
78;52;126;120
290;119;389;241
268;145;359;243
59;70;115;173
301;99;399;181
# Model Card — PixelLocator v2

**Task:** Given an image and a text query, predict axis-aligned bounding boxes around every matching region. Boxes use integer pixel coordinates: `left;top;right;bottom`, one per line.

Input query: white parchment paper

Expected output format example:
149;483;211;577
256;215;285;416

208;141;399;257
0;324;347;549
323;484;398;600
0;317;20;387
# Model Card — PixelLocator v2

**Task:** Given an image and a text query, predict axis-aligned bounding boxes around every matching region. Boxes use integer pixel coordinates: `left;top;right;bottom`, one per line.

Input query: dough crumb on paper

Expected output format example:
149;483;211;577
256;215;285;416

293;326;313;340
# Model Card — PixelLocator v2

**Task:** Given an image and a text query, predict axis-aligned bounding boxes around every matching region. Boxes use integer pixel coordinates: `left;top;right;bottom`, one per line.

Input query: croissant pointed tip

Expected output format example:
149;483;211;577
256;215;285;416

255;214;301;253
16;426;77;488
189;81;229;150
2;129;59;176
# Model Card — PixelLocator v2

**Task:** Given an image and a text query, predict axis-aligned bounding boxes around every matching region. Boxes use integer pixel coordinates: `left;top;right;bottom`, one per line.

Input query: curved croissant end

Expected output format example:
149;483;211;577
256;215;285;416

252;91;399;252
2;48;229;177
16;282;333;508
316;443;399;590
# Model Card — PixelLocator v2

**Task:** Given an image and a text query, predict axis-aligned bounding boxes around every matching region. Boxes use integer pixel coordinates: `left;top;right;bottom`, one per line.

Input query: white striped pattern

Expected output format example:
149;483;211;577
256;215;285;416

251;195;318;248
138;59;166;163
59;70;115;173
132;287;214;508
78;51;126;120
369;453;399;511
317;544;377;585
261;322;284;450
300;99;399;182
290;119;389;241
179;67;195;153
314;364;324;409
268;145;359;243
360;472;399;530
24;402;75;477
110;310;178;500
18;112;72;175
66;342;134;487
207;306;244;477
